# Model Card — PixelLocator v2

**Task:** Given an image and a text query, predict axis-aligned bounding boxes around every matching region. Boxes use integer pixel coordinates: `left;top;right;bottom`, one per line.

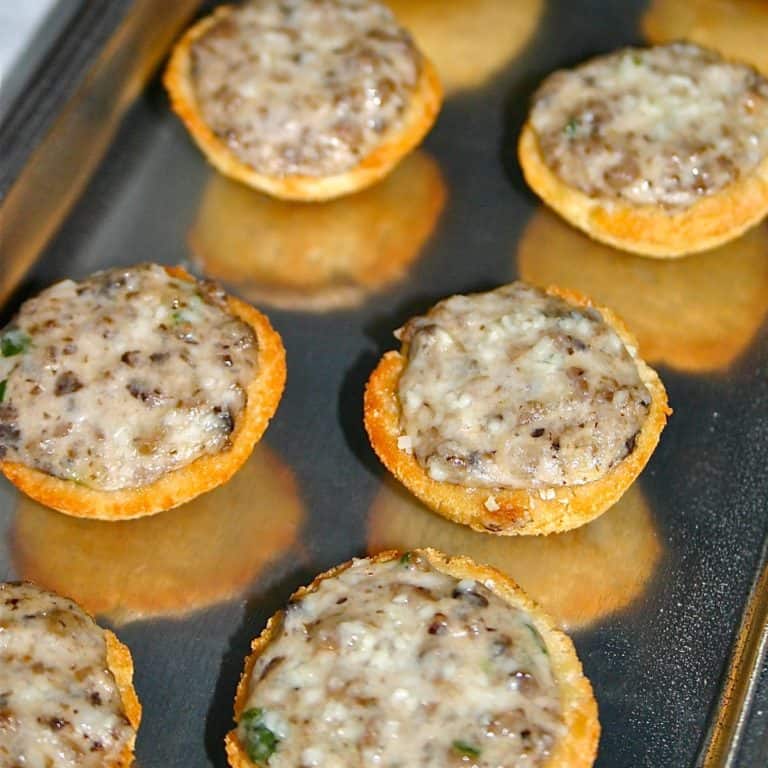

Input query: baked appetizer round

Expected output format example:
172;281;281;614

226;549;599;768
189;151;446;312
164;0;442;201
0;581;141;768
0;263;286;520
518;42;768;257
364;282;670;535
13;443;303;623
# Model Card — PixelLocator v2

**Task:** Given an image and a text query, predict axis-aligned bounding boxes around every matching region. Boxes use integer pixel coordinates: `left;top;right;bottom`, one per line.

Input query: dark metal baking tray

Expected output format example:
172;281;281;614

1;1;766;766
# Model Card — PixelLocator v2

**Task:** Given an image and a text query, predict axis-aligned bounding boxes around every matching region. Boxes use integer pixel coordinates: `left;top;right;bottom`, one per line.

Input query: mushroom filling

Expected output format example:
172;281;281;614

0;582;133;768
0;264;258;491
191;0;421;177
530;43;768;209
398;283;651;488
238;554;564;767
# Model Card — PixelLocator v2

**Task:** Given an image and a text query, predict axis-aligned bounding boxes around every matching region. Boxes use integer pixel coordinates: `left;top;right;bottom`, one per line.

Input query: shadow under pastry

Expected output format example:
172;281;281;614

517;209;768;373
188;151;446;312
11;443;304;624
643;0;768;75
368;477;661;632
388;0;544;95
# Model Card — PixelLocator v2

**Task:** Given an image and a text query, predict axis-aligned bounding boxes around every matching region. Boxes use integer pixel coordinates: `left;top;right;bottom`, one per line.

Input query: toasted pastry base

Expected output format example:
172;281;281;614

518;122;768;258
0;267;286;520
364;286;670;535
225;548;599;768
188;151;446;312
164;4;443;202
104;629;142;767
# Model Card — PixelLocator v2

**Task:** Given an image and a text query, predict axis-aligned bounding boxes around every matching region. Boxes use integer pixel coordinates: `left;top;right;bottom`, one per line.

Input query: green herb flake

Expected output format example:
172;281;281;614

632;53;643;65
452;740;481;758
171;306;198;325
1;330;30;357
399;551;413;565
240;708;280;764
525;622;549;656
0;380;6;402
564;118;580;137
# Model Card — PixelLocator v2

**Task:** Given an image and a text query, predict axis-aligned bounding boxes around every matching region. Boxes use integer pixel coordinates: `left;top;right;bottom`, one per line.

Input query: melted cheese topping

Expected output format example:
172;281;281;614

0;264;258;491
530;42;768;209
238;554;563;767
191;0;421;177
0;582;133;768
398;283;651;488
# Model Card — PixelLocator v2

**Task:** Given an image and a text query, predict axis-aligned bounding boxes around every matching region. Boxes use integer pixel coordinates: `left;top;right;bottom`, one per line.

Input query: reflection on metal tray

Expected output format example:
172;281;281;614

0;1;766;767
189;151;447;312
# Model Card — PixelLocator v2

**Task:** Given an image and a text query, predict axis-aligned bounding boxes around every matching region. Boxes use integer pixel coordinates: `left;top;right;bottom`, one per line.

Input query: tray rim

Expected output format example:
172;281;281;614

0;2;766;766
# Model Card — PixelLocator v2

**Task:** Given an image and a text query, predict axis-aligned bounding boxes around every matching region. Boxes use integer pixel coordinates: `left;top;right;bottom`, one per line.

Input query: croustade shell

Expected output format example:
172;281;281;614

364;286;670;535
0;267;286;520
164;3;443;201
225;548;599;768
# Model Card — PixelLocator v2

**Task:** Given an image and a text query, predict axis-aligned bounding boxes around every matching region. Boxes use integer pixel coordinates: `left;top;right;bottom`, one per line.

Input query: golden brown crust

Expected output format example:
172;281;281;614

363;285;671;535
0;267;286;520
188;151;446;312
164;4;443;202
517;209;768;373
104;629;142;767
225;548;599;768
518;121;768;258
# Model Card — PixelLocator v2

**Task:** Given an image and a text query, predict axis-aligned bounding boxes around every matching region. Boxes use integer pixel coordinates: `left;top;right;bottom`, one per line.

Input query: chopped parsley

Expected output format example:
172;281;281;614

525;622;548;656
1;329;30;357
564;117;580;137
240;708;280;764
399;551;413;565
453;740;481;758
0;380;6;402
632;53;643;65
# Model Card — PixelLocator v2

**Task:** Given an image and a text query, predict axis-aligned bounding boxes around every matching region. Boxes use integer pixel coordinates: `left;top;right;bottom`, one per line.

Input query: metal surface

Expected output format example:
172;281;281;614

0;0;200;306
697;536;768;768
1;1;767;767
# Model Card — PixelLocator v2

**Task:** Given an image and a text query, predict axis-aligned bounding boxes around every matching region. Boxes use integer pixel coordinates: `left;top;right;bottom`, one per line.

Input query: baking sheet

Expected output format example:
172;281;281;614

1;1;767;766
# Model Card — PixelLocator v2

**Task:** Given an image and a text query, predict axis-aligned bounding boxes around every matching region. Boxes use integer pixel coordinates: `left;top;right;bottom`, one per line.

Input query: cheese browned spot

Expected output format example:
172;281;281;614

0;582;134;768
530;43;768;210
397;283;651;488
236;554;563;767
190;0;421;178
0;264;258;491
